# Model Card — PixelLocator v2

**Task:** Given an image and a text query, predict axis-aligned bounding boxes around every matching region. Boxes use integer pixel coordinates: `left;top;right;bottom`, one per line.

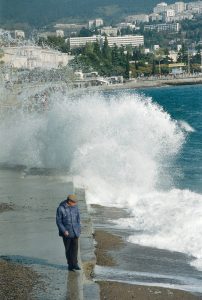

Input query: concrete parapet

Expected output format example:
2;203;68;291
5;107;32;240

75;188;100;300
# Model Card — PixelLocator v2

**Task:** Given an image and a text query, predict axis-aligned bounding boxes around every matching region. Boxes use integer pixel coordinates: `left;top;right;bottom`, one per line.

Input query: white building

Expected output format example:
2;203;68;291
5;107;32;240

55;23;86;29
69;36;98;48
168;50;178;62
149;13;163;21
117;23;138;30
56;30;64;38
100;26;118;36
107;35;144;47
68;35;144;49
88;18;104;29
2;46;73;69
154;45;160;50
154;2;168;13
174;1;186;13
162;9;175;21
14;30;25;39
173;12;193;20
144;23;180;32
187;1;202;14
125;14;149;23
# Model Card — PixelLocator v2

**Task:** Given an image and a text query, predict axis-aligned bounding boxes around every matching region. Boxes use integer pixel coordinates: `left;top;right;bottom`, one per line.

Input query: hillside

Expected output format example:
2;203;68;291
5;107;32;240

0;0;190;28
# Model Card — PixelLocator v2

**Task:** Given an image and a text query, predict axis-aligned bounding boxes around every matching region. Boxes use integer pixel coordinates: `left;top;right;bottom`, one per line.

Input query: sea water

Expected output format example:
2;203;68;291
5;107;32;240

0;84;202;283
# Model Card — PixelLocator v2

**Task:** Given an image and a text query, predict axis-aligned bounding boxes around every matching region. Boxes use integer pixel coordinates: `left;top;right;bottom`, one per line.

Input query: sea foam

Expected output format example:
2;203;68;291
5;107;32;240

1;89;201;270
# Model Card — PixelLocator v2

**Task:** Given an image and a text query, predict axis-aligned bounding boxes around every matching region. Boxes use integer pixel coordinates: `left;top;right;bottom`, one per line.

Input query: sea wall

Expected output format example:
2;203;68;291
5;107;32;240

75;187;100;300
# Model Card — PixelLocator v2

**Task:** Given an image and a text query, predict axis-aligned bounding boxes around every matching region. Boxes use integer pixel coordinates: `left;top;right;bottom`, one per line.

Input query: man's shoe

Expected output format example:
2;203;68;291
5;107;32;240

73;265;81;270
68;266;75;271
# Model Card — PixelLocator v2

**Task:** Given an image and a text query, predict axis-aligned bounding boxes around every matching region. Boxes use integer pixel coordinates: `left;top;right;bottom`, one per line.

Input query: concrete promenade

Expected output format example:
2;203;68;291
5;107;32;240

0;168;99;299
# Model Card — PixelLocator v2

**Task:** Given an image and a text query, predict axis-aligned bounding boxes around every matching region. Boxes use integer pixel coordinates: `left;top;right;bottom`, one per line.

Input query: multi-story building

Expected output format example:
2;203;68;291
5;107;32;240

154;2;168;13
144;23;180;32
2;46;73;69
173;12;193;20
88;18;104;29
106;35;144;47
100;26;118;37
117;23;138;30
187;1;202;14
149;13;163;22
68;35;144;49
55;23;86;29
162;9;175;22
56;30;64;38
68;36;98;48
174;1;186;13
125;14;149;23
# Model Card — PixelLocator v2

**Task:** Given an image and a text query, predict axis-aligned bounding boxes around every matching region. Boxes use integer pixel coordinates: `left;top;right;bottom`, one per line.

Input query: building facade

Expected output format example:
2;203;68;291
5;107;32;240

2;46;73;69
154;2;168;13
100;26;118;36
69;36;98;48
68;35;144;49
88;18;104;29
144;23;180;32
106;35;144;47
125;14;149;23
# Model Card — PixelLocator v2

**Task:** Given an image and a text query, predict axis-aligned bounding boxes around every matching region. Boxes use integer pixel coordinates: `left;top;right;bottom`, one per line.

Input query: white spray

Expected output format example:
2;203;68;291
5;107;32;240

0;90;201;270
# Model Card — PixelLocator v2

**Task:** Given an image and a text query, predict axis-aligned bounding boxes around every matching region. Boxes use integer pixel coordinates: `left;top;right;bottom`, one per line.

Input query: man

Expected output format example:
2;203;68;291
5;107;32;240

56;194;81;271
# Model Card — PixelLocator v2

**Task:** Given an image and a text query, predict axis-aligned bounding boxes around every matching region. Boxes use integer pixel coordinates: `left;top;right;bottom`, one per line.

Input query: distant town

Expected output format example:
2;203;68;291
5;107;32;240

0;1;202;88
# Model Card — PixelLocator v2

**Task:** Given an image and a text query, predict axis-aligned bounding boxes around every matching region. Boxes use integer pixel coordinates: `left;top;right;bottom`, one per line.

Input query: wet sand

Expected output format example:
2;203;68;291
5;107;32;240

0;259;41;300
94;230;202;300
99;281;202;300
94;230;123;267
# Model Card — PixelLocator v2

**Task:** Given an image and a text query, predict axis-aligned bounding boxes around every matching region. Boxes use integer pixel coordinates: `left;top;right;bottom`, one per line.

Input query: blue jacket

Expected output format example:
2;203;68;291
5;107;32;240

56;200;81;238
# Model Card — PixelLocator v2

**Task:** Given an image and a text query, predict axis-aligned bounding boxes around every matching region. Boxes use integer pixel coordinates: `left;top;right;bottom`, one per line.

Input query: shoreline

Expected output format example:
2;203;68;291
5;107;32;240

90;204;202;300
94;229;202;300
96;76;202;92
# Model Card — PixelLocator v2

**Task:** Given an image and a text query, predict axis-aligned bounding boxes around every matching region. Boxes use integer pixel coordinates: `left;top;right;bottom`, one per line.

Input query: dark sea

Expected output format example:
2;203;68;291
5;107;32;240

140;84;202;194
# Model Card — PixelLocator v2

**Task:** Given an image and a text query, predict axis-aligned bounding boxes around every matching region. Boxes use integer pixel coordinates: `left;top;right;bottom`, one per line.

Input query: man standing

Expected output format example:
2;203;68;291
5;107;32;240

56;194;81;271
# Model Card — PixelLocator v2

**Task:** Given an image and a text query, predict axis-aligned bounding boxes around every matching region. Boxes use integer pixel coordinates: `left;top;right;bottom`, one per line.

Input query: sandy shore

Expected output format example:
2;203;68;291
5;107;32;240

99;281;202;300
0;259;41;300
94;230;202;300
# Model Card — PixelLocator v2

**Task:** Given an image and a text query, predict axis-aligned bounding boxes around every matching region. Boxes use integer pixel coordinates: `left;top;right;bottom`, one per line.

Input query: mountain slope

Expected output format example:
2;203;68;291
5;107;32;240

0;0;190;27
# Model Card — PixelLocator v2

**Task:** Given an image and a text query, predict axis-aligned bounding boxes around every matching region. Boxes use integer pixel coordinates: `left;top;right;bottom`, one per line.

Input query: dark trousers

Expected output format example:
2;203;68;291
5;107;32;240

62;237;78;266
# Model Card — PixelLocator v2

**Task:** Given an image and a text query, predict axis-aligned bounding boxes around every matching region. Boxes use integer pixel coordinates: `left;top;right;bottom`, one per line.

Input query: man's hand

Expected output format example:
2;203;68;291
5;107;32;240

64;231;69;237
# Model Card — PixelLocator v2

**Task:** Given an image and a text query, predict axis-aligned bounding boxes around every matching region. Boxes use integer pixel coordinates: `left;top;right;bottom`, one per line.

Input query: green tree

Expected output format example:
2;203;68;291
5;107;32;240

177;44;187;63
102;37;111;61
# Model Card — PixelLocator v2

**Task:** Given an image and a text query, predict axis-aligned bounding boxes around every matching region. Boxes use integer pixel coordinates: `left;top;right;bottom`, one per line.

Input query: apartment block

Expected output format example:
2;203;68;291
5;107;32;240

144;23;180;32
68;35;144;49
88;19;104;29
100;26;118;37
125;14;149;23
106;35;144;47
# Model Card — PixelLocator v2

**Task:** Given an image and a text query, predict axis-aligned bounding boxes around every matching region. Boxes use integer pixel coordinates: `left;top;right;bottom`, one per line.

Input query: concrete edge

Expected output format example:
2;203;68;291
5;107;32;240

75;187;100;300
